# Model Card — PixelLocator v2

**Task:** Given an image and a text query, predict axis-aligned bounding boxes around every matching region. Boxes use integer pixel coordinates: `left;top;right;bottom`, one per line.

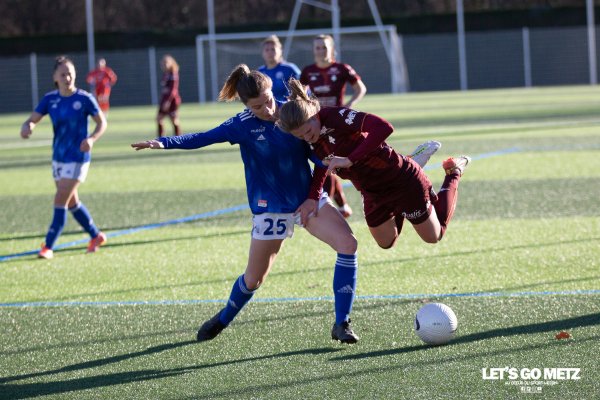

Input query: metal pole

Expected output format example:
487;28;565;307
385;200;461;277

149;47;158;105
456;0;468;91
522;27;532;87
332;0;341;60
30;53;38;108
196;36;206;103
284;0;304;60
85;0;95;72
587;0;597;85
207;0;218;101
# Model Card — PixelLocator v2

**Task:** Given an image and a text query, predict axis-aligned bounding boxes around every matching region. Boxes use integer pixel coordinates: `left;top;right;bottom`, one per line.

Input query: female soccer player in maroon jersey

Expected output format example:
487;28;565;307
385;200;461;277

157;54;182;137
300;34;369;218
278;79;471;248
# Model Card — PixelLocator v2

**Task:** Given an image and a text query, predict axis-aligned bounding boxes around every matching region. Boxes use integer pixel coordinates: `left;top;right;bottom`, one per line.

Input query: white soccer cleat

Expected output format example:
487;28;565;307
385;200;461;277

442;155;471;176
409;140;442;167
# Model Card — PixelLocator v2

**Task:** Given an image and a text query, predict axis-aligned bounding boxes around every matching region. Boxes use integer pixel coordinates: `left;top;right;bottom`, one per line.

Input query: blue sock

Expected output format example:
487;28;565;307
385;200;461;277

45;207;67;249
69;202;100;238
219;275;255;326
333;253;358;325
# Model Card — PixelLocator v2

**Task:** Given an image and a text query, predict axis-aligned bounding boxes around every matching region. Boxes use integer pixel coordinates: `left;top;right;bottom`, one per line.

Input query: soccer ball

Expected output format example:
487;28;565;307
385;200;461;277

414;303;457;345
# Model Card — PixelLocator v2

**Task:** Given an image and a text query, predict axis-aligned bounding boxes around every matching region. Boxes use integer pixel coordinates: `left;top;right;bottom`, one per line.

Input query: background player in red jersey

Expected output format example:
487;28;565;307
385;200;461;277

85;58;117;114
278;79;471;249
157;54;182;137
300;34;368;218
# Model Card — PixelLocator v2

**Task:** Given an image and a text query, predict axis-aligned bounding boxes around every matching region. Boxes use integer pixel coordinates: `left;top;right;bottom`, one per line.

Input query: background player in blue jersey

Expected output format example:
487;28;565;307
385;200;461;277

258;35;301;103
20;56;108;259
132;64;360;344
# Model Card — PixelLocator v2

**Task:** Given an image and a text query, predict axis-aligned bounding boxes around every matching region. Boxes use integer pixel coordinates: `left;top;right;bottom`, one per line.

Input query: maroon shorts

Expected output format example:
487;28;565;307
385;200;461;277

158;97;181;118
362;157;434;227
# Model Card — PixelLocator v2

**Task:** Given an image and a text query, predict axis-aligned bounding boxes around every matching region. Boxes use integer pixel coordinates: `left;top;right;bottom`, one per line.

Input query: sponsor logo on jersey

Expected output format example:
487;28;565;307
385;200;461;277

345;110;357;125
331;75;337;82
73;101;82;110
50;98;60;109
313;85;331;93
320;126;334;136
258;199;267;208
251;126;266;133
276;71;284;80
338;108;347;116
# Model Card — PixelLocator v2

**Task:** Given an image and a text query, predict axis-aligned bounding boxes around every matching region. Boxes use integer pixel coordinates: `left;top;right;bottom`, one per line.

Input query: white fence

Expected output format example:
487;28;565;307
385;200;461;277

0;25;597;113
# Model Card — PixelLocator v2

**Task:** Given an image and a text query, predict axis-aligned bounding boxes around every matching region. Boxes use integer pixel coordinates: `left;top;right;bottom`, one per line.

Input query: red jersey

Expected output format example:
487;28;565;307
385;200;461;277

159;72;181;108
300;63;360;107
85;67;117;94
310;107;411;194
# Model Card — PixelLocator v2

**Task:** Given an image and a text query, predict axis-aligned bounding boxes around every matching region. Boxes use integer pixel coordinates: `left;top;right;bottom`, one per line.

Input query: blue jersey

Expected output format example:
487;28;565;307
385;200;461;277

158;108;316;214
258;62;301;103
35;89;100;163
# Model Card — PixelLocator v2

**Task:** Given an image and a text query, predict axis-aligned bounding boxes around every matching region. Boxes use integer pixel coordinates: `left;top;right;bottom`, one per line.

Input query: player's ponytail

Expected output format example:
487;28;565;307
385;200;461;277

277;78;321;133
219;64;272;104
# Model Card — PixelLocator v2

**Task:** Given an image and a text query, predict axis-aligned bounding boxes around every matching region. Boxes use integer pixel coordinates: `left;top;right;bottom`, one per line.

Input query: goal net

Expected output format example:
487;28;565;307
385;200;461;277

195;25;408;102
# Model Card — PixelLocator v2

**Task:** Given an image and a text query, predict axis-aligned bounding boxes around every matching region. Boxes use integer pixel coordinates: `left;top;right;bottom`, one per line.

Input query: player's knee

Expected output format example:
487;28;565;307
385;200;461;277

244;276;263;291
338;234;358;254
377;236;397;249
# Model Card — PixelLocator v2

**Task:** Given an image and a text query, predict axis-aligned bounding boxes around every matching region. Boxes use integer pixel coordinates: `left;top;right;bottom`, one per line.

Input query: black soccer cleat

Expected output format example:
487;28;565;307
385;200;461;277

196;310;227;342
331;319;359;344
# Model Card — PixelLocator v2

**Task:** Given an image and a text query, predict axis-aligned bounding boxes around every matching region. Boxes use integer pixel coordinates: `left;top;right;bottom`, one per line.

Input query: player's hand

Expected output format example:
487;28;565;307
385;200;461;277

295;198;318;226
80;137;94;152
20;123;32;139
322;156;353;175
131;140;164;151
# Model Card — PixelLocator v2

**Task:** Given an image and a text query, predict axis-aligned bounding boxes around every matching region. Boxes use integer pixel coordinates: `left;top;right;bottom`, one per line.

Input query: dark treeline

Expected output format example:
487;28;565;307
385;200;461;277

0;0;597;54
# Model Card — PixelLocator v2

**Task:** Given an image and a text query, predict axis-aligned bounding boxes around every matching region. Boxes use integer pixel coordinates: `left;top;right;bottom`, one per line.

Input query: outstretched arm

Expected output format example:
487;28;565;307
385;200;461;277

131;140;165;151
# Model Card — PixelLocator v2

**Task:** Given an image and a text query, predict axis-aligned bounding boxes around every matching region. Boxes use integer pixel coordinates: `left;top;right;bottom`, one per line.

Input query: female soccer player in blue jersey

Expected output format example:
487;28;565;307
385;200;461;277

258;35;301;103
132;64;360;344
20;56;108;259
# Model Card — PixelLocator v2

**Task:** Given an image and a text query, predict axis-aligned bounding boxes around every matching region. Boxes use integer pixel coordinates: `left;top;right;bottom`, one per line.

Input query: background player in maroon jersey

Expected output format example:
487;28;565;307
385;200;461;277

278;79;471;249
300;34;368;218
157;54;182;137
85;58;117;114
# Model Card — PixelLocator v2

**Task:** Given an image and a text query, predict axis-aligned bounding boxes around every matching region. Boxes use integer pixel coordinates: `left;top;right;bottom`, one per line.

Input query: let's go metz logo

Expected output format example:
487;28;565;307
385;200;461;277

482;367;581;380
482;367;580;394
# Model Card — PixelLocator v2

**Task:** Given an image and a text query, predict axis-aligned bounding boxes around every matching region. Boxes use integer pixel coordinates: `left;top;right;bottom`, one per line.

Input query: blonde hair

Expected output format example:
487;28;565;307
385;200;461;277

162;55;180;73
261;34;282;49
218;64;273;103
277;78;321;132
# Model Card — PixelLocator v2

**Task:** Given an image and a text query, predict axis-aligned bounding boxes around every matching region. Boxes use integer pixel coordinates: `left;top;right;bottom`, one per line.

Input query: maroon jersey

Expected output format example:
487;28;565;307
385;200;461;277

159;72;181;111
300;63;360;107
310;107;411;194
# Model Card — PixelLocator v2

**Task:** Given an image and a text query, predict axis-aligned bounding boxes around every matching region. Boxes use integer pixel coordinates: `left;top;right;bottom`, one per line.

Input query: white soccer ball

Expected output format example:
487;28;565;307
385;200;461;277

414;302;458;345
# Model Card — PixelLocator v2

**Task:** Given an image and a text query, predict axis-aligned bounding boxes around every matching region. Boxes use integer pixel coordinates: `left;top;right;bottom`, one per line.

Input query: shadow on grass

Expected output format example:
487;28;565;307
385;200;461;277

1;300;407;357
332;312;600;362
0;345;342;399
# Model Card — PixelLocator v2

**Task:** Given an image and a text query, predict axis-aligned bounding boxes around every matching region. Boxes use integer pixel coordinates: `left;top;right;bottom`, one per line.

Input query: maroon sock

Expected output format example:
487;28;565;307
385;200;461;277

435;173;460;239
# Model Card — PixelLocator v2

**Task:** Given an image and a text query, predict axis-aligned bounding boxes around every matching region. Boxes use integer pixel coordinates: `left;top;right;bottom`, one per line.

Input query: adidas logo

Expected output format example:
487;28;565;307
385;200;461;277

337;285;354;294
228;299;239;309
257;134;266;141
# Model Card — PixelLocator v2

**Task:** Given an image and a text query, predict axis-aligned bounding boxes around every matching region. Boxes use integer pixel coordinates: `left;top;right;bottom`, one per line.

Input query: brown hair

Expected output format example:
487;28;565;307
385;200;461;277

277;78;321;132
262;34;282;49
53;55;75;88
218;64;272;104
